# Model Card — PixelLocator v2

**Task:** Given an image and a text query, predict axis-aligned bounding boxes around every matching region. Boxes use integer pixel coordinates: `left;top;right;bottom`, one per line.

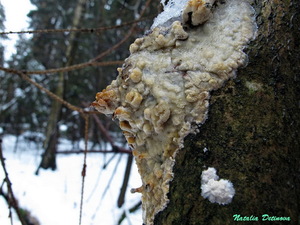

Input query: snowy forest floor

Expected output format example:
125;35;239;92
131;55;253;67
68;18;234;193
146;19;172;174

0;134;142;225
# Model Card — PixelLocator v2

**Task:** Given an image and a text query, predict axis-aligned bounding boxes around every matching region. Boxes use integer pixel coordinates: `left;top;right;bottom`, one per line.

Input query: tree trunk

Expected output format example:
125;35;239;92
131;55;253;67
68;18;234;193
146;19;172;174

38;0;87;172
38;73;63;171
155;1;300;225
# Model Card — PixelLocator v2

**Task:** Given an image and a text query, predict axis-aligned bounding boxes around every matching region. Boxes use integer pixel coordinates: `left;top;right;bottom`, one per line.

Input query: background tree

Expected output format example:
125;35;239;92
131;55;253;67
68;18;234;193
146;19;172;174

0;1;161;224
155;1;300;225
37;0;89;172
0;0;160;171
0;2;5;66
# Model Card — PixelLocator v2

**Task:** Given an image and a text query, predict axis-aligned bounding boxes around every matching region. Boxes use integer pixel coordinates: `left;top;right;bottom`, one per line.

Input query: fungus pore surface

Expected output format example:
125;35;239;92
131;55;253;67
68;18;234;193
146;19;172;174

93;0;257;224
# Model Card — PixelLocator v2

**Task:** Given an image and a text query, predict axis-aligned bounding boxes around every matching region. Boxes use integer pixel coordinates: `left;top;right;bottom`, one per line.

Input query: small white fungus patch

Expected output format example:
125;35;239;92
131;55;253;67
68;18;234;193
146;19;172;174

201;167;235;205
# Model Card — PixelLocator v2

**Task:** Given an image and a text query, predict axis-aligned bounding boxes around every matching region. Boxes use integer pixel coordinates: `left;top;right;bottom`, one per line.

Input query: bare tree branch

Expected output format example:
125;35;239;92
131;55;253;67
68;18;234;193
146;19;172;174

0;60;123;76
0;17;151;35
0;139;29;225
92;0;153;62
56;148;131;154
117;153;133;207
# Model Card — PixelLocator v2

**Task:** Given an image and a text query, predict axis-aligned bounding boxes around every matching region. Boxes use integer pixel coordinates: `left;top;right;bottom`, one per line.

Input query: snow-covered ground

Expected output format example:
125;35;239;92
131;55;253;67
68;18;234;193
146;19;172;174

0;134;143;225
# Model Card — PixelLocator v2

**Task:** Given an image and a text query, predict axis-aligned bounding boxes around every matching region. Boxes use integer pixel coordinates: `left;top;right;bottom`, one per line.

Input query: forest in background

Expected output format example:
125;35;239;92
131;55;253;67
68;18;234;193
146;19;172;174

0;0;160;168
0;0;160;224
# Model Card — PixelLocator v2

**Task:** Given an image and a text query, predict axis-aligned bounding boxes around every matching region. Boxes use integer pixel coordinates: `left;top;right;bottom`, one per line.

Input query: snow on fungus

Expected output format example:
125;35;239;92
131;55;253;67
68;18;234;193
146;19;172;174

93;0;256;224
151;0;190;29
201;167;235;205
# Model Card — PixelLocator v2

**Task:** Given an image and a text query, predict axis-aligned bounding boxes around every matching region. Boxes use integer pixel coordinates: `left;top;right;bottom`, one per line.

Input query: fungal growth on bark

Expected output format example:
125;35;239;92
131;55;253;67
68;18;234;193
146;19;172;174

93;0;257;224
201;167;235;205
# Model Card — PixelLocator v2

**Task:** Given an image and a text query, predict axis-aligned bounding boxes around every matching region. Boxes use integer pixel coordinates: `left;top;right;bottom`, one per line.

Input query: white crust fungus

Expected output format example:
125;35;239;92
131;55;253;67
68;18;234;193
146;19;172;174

183;0;217;26
93;0;256;224
201;167;235;205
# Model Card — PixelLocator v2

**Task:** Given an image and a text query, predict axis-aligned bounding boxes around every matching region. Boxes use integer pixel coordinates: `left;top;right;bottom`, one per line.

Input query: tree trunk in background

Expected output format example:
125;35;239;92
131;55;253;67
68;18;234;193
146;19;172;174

155;1;300;225
38;0;87;172
38;73;64;171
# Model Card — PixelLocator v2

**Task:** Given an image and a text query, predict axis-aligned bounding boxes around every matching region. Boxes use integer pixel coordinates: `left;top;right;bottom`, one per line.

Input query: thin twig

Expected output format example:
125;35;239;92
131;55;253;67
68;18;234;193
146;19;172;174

27;60;123;75
18;71;84;113
0;68;88;115
117;201;142;225
91;26;136;62
101;154;123;201
79;114;89;225
56;148;131;154
0;139;28;225
0;179;14;225
91;112;115;146
0;17;151;35
0;60;123;76
0;184;14;225
90;153;122;220
91;0;153;62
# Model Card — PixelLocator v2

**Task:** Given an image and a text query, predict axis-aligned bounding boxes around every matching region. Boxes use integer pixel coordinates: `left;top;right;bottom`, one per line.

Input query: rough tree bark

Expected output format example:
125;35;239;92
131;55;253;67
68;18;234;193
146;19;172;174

155;1;300;225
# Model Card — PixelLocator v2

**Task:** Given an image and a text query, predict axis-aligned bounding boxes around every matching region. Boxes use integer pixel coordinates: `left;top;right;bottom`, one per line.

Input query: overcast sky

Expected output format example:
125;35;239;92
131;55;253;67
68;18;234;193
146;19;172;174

1;0;36;60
